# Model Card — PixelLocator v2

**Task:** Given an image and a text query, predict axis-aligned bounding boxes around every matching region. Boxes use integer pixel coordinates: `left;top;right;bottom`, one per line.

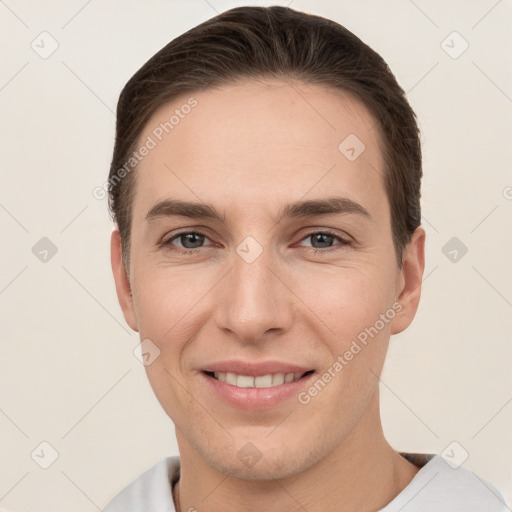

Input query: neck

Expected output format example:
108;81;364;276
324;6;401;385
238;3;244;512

173;392;419;512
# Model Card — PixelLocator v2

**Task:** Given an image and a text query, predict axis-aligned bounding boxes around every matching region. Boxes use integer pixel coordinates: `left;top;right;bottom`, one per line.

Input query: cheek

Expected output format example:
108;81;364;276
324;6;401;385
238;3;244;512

294;267;394;343
130;275;196;405
143;361;197;431
131;267;208;339
134;271;198;414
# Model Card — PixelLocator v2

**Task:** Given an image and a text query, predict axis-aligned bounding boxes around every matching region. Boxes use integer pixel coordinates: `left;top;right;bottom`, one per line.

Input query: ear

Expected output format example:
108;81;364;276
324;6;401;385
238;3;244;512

390;226;426;335
111;227;138;332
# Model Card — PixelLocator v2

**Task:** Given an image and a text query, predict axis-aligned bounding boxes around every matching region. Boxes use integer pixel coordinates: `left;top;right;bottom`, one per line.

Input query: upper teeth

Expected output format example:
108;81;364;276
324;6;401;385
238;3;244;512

213;372;306;388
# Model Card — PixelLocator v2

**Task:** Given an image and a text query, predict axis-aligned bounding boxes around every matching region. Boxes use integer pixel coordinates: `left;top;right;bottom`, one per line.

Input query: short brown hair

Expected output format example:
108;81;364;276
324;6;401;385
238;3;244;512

108;5;422;270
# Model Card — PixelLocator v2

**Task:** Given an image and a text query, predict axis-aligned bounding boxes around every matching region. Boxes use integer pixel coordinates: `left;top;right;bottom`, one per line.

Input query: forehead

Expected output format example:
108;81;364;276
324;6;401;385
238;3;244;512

132;79;387;223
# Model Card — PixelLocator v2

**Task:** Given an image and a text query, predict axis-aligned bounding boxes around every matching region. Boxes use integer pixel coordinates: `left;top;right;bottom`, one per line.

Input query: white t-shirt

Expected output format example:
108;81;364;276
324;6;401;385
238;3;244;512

103;452;510;511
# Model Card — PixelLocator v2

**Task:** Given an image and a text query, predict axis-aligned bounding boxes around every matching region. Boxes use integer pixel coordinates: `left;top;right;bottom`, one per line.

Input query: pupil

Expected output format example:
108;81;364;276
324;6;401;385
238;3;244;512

313;233;332;248
182;233;203;248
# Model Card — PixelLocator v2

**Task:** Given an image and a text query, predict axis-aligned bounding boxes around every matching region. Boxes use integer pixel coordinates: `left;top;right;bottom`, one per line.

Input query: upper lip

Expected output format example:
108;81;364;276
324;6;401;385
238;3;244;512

201;360;314;377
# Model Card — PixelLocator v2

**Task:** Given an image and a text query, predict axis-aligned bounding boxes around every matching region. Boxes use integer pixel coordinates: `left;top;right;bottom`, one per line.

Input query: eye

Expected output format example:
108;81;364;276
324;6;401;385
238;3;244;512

161;230;213;254
298;230;351;252
160;228;351;256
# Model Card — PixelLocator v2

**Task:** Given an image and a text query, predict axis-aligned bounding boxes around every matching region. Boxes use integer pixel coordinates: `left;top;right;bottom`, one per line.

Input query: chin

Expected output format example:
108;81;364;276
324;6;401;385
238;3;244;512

211;453;303;481
201;435;326;481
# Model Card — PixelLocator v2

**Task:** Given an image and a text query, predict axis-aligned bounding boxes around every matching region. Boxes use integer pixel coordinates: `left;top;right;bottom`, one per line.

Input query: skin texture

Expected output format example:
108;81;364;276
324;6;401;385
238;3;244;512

111;79;426;512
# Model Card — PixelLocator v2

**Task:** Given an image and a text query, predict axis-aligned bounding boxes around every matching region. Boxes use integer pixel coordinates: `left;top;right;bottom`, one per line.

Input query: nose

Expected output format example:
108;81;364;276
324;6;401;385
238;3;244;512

213;245;295;346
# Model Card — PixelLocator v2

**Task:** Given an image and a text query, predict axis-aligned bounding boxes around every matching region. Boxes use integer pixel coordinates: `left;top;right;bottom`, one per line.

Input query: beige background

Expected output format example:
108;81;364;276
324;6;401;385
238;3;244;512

0;0;511;510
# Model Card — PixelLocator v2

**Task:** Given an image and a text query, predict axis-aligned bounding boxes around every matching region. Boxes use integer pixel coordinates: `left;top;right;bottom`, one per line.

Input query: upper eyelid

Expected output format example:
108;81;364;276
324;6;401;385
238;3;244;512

300;231;350;245
164;229;214;245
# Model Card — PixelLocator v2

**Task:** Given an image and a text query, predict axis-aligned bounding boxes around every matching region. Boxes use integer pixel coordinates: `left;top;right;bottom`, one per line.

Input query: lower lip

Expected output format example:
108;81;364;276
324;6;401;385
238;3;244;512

199;371;317;410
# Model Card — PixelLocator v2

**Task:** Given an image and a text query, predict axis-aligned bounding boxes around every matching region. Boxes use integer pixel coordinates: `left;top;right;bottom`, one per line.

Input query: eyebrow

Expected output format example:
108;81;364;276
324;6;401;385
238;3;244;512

145;196;372;224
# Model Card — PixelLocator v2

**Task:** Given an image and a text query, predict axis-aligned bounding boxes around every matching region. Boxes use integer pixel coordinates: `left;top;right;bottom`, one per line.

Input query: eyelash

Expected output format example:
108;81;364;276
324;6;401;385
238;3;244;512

160;229;351;256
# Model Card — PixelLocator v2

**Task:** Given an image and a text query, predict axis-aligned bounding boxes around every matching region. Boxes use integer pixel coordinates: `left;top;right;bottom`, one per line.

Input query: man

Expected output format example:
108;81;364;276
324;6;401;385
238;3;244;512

104;6;509;511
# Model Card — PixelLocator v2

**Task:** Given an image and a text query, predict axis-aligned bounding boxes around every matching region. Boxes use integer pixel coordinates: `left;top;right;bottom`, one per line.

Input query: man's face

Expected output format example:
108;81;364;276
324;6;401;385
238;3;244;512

112;79;424;479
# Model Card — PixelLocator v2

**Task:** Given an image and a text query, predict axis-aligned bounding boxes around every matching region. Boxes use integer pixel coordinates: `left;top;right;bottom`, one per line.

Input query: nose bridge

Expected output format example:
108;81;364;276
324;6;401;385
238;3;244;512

215;240;293;342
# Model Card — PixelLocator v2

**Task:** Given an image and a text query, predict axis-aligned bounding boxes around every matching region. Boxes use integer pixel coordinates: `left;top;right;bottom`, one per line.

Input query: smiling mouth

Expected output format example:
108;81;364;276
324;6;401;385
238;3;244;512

203;370;315;389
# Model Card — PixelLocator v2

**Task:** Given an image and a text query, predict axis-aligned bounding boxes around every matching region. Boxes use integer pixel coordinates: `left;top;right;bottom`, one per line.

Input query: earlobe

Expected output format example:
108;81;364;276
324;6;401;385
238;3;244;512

390;226;426;336
110;227;139;332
